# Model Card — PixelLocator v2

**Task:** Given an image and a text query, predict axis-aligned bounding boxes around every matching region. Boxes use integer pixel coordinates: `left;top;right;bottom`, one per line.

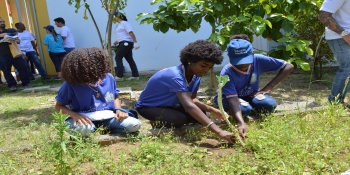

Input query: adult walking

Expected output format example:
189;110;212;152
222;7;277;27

319;0;350;105
0;17;33;92
15;22;49;80
113;12;140;81
54;17;75;54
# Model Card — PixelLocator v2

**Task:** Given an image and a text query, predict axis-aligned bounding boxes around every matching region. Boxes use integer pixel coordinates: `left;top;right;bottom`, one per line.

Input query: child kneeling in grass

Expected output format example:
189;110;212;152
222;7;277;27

55;48;141;136
135;40;237;143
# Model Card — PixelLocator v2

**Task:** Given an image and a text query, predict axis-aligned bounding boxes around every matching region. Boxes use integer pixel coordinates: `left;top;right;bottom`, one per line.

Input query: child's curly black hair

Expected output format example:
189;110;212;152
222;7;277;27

180;40;223;65
61;48;111;84
230;34;250;42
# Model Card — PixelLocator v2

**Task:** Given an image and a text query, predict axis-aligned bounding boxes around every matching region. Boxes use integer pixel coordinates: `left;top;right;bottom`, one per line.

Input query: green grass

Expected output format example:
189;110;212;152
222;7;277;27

0;69;349;174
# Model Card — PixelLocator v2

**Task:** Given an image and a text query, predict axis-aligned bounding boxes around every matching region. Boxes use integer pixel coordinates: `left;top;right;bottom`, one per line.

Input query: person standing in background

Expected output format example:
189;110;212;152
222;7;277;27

43;25;66;80
15;22;49;80
318;0;350;106
113;12;140;81
54;17;75;54
0;17;33;91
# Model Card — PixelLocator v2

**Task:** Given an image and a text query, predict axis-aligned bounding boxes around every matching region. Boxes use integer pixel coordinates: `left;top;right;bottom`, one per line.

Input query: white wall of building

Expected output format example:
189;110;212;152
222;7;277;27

45;0;272;72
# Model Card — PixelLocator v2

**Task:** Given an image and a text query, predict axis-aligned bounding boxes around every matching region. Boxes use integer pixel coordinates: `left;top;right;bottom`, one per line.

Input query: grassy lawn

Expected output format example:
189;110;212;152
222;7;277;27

0;68;349;174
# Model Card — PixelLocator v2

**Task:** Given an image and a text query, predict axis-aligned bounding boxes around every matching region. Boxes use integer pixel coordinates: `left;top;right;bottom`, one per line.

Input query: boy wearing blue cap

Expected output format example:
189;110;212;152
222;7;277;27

214;34;294;121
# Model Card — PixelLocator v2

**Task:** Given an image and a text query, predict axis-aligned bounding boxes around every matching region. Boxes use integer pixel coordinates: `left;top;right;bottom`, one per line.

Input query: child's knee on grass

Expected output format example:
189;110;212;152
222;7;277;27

122;117;142;132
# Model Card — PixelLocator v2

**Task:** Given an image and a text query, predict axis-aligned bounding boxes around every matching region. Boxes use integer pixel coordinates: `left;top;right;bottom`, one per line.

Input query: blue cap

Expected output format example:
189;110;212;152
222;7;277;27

227;39;253;65
43;25;54;30
114;11;119;16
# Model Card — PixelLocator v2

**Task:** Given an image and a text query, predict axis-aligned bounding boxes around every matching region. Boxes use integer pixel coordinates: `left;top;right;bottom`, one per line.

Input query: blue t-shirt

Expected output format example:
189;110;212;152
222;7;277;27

218;54;286;99
56;73;120;113
43;34;66;53
135;65;202;109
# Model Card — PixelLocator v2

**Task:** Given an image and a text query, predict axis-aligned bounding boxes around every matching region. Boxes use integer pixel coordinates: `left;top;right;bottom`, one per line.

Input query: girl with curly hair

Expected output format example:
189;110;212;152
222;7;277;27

55;48;141;136
135;40;234;143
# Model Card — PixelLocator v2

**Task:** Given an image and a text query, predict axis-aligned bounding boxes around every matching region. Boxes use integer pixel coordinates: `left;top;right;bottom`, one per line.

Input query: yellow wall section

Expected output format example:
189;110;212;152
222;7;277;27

0;0;10;26
33;0;56;75
8;0;18;26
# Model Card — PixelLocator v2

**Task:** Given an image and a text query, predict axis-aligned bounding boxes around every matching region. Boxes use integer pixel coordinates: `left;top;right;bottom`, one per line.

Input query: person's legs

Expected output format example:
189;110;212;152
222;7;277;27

26;51;47;77
244;95;277;114
23;58;35;79
64;48;74;56
10;56;31;86
66;117;96;137
327;39;350;103
56;52;65;78
12;56;31;86
215;95;252;116
29;59;36;74
114;43;130;78
0;54;17;88
124;42;139;77
49;52;63;78
100;117;141;133
137;107;188;128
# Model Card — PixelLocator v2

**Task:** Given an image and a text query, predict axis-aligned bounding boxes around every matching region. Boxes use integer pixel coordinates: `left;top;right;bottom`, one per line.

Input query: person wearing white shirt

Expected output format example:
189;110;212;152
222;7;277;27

15;22;49;80
54;17;75;54
113;12;140;81
319;0;350;105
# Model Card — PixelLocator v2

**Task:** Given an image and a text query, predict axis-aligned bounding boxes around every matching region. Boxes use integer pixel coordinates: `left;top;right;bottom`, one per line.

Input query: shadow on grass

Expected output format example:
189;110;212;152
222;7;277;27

0;79;62;97
0;106;55;126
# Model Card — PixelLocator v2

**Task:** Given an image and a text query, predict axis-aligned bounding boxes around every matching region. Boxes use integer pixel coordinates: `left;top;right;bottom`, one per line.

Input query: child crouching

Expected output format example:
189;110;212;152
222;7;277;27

55;48;141;136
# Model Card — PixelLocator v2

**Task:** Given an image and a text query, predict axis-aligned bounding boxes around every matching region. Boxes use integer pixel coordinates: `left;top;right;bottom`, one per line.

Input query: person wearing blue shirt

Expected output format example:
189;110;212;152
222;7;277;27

55;48;141;137
136;40;235;143
214;34;294;129
43;25;66;80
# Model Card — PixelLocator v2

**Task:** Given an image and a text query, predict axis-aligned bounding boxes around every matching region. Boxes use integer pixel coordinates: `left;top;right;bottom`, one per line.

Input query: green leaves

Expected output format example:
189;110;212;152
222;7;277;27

136;0;317;72
191;14;202;26
159;22;169;33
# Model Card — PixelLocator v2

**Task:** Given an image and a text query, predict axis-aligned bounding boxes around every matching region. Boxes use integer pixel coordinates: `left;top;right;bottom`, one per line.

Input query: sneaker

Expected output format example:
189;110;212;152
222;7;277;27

126;77;139;80
9;86;17;92
23;83;34;88
115;77;124;81
41;76;50;80
54;76;62;80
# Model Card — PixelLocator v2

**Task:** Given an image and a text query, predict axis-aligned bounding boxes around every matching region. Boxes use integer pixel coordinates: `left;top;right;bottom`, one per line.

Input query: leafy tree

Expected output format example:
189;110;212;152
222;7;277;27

68;0;128;76
292;1;333;80
137;0;321;85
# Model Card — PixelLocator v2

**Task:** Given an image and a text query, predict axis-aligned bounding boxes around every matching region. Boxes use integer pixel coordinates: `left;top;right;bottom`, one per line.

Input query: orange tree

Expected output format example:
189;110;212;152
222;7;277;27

137;0;321;75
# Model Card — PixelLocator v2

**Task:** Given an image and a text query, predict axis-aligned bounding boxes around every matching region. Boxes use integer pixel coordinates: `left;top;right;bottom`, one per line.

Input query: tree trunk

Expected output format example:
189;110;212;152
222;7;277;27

84;0;103;48
313;56;321;80
106;15;115;76
87;7;104;48
210;26;216;88
105;1;118;76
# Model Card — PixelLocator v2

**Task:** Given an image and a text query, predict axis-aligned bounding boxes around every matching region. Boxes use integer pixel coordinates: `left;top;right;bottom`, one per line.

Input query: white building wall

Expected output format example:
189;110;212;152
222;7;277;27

45;0;271;72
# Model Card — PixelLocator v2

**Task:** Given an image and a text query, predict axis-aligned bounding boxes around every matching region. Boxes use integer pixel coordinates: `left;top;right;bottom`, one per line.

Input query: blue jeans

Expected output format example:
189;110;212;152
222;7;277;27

64;48;75;56
49;52;65;72
327;38;350;103
0;54;30;88
25;51;47;77
66;116;141;137
215;94;277;116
